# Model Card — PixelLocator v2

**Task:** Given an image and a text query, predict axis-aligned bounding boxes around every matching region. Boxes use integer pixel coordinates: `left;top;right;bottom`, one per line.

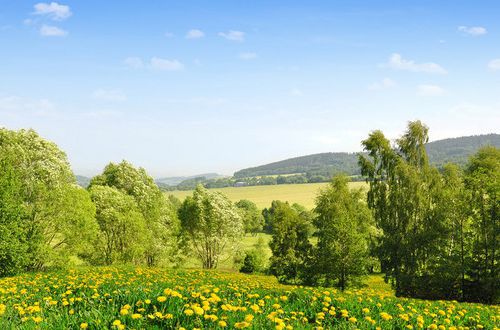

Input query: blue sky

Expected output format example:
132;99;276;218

1;1;499;177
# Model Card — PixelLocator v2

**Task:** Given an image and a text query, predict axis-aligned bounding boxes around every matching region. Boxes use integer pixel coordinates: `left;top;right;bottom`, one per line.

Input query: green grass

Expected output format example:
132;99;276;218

167;182;367;209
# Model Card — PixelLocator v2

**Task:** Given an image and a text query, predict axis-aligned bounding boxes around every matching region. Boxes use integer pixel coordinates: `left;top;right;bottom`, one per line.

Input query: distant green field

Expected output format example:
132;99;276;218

167;182;366;209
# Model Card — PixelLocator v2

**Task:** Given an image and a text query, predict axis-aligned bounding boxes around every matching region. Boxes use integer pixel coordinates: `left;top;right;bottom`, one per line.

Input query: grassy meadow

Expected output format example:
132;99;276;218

167;182;367;209
1;267;498;329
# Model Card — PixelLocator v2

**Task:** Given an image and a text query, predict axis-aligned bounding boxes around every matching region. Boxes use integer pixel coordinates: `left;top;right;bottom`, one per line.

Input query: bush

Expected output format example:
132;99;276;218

240;252;256;273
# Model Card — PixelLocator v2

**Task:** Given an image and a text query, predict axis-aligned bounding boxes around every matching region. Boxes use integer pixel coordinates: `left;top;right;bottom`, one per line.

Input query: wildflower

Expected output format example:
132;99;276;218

184;309;194;316
157;296;167;302
218;320;227;327
80;323;88;329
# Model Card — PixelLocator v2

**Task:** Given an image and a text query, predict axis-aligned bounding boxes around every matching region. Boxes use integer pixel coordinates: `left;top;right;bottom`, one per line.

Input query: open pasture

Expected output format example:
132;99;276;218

167;182;367;209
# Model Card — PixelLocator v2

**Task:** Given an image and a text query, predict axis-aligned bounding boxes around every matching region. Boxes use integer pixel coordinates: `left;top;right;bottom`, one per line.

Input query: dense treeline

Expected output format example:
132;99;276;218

163;173;364;191
1;123;498;304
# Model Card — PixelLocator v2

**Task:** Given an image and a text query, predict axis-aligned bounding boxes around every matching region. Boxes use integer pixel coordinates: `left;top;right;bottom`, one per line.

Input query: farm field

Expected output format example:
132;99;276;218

1;267;498;329
167;182;367;209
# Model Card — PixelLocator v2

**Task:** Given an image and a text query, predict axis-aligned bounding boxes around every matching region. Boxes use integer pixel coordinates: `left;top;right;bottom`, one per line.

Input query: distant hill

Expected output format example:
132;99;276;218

234;134;500;178
76;175;91;188
234;153;360;178
156;173;223;187
426;134;500;167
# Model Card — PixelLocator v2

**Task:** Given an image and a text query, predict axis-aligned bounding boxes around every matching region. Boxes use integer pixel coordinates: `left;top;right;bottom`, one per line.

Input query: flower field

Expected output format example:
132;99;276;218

0;268;498;329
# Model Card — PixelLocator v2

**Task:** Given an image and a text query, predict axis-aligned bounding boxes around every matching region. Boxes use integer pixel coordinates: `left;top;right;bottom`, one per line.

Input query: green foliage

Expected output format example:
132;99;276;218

268;201;313;284
90;161;177;266
178;185;243;268
87;185;147;265
240;252;257;273
0;128;97;274
235;199;264;235
309;175;373;290
0;150;28;277
239;237;268;274
464;146;499;303
359;121;499;303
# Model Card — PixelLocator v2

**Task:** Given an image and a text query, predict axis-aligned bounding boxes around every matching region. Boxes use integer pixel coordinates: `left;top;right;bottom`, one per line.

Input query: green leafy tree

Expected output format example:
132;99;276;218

464;146;499;303
358;121;448;296
88;185;147;265
90;161;177;266
0;150;28;276
235;199;264;235
268;201;312;283
0;128;97;273
311;175;373;290
178;185;243;269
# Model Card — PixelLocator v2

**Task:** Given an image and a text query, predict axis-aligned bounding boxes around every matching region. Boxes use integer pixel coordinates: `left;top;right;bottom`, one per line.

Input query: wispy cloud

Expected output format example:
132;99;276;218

39;24;67;36
186;29;204;39
123;57;144;69
239;52;257;60
92;89;127;102
33;2;72;21
488;59;500;71
368;78;396;91
382;53;447;74
164;32;174;38
458;26;487;36
417;84;445;96
218;30;245;42
290;88;303;96
150;57;184;71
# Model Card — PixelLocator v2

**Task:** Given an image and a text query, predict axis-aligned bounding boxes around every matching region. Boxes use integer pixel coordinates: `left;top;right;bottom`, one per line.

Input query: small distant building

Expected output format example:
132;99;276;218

234;182;248;187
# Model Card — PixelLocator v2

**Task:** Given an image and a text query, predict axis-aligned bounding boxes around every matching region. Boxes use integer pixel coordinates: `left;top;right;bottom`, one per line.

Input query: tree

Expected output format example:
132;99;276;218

464;146;499;303
235;199;264;235
0;150;28;276
178;185;243;269
0;128;98;273
268;201;312;283
89;161;177;266
311;175;373;290
358;121;448;296
88;185;147;265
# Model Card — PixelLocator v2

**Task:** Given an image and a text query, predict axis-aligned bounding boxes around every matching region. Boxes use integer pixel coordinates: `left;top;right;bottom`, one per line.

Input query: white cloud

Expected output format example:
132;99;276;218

33;2;72;21
368;78;396;91
124;57;144;69
123;57;184;71
382;53;447;74
290;88;303;96
218;30;245;42
150;57;184;71
239;52;257;60
417;84;445;96
39;24;67;36
164;32;174;38
458;26;487;36
488;59;500;71
92;89;127;102
186;29;204;39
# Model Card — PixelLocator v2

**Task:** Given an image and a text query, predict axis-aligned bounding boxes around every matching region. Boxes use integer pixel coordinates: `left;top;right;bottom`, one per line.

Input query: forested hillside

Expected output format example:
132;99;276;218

235;134;500;178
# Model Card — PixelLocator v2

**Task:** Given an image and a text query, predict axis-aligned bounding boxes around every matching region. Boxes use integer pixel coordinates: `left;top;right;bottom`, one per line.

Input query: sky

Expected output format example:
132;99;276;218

1;1;499;177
